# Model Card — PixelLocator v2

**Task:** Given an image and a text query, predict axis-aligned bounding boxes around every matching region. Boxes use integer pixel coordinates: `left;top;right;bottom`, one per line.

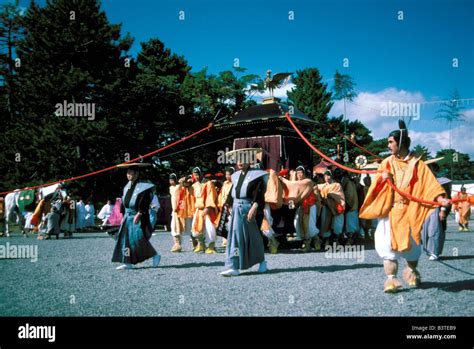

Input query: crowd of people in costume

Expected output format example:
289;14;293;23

164;162;372;256
0;119;472;292
108;120;471;293
0;186;126;240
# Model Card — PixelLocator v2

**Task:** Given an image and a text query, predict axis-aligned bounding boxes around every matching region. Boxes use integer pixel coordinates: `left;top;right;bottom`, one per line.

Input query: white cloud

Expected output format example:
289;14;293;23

410;125;474;157
330;88;426;138
463;107;474;122
253;83;295;100
329;88;474;158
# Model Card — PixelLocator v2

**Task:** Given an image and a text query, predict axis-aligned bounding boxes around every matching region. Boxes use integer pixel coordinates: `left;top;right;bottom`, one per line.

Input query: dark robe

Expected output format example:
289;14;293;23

112;180;157;265
225;168;267;270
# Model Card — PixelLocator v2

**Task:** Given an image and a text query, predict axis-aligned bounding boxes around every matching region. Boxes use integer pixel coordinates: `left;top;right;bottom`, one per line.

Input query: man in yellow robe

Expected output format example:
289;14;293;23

190;167;218;254
169;173;185;252
341;173;360;244
177;175;195;248
454;186;471;231
261;169;283;254
359;121;449;293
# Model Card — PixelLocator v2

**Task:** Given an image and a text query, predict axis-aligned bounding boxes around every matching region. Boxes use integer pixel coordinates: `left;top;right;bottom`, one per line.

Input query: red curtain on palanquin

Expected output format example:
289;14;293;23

233;135;282;171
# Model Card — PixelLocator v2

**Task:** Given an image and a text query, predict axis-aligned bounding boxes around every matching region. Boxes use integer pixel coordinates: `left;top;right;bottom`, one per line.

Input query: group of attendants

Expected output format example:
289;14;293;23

109;120;473;292
34;196;97;240
0;165;471;261
165;164;470;261
166;165;377;256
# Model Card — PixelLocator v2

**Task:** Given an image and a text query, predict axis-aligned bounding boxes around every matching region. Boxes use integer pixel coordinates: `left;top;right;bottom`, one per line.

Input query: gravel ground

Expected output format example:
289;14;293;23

0;220;472;317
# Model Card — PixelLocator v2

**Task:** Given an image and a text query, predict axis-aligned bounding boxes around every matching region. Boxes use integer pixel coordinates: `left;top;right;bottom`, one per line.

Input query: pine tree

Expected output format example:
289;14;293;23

0;0;24;122
435;149;473;180
412;144;431;160
287;68;336;164
332;70;357;157
1;0;133;197
435;89;466;179
287;68;333;122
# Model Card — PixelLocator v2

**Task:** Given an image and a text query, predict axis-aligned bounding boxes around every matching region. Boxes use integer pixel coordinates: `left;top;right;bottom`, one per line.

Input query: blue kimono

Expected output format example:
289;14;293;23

112;180;157;265
421;207;446;257
225;169;267;270
421;180;451;257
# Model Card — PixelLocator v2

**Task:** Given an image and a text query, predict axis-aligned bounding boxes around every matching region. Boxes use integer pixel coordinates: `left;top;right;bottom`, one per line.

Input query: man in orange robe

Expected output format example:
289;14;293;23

341;173;360;244
261;169;283;254
177;175;195;248
454;186;471;231
359;121;449;293
169;173;185;252
190;167;218;254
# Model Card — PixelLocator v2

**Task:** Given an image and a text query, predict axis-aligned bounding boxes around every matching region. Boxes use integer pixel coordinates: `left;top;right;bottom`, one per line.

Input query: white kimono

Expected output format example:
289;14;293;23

97;204;114;226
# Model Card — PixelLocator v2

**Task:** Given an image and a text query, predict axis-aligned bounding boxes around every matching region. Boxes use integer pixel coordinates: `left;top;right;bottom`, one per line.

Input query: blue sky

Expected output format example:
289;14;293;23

7;0;474;156
106;0;473;98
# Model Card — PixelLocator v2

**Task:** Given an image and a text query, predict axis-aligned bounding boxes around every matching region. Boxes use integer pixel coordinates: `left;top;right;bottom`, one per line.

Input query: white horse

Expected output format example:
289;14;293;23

4;190;26;237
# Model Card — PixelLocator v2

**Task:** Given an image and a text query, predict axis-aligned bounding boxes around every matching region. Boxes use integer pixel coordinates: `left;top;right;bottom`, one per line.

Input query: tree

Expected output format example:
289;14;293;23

162;66;262;184
286;68;335;164
218;67;261;115
0;0;24;120
435;89;465;178
0;0;264;198
412;144;431;161
0;0;134;199
130;38;191;145
433;149;473;180
123;38;196;192
332;70;357;156
366;138;389;157
328;115;380;165
181;66;260;123
287;68;333;122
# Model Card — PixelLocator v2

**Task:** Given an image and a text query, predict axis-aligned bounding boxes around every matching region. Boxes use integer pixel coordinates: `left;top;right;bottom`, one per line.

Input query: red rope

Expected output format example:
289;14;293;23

0;123;214;195
285;113;469;206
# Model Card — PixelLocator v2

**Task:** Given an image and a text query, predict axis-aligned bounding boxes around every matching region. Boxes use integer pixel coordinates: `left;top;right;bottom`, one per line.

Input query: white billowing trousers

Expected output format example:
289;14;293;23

374;217;422;261
261;204;276;238
191;209;216;244
294;205;319;240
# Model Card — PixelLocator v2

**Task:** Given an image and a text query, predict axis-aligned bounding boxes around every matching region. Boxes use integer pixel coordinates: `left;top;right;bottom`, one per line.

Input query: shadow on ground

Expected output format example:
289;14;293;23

419;279;474;292
241;263;381;276
440;255;474;261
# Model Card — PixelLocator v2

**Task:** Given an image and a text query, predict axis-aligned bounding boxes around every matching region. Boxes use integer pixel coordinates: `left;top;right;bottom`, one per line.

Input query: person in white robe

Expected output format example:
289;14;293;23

98;200;114;226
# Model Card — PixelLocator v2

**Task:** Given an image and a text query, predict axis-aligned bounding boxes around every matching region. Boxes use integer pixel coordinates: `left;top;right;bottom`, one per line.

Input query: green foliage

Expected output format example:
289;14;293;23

0;0;135;199
435;89;466;125
332;70;357;101
0;0;24;122
287;68;333;123
434;149;474;180
412;144;431;161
